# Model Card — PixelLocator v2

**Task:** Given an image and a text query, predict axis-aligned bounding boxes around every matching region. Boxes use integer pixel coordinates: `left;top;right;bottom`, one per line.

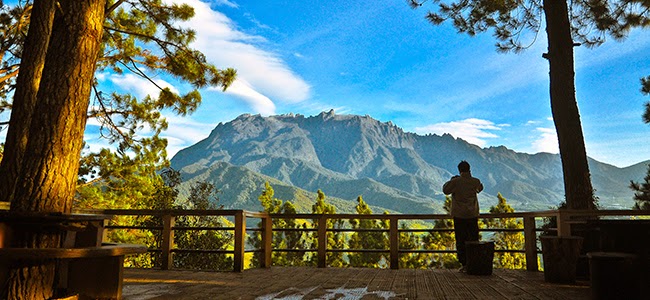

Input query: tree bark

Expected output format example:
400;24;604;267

12;0;106;212
543;0;596;210
0;0;56;204
4;0;107;298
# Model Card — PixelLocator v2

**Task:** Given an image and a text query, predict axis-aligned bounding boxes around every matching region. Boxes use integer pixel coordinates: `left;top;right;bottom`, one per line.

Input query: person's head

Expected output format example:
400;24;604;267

457;160;471;173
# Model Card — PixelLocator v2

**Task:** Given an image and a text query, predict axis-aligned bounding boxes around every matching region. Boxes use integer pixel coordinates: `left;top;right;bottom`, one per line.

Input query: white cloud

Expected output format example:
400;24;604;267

172;0;311;112
106;73;178;99
531;127;559;154
415;118;504;147
161;114;219;156
223;79;276;116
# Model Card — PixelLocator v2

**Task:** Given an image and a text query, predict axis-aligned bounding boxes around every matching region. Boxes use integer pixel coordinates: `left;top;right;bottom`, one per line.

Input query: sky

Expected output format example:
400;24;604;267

3;0;650;168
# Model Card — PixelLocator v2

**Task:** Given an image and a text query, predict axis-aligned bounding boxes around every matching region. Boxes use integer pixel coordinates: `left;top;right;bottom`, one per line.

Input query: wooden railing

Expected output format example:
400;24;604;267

71;208;650;272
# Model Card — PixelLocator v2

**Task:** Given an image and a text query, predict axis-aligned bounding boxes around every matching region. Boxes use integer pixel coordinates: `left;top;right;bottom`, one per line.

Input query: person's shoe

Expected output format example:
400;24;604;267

458;266;466;273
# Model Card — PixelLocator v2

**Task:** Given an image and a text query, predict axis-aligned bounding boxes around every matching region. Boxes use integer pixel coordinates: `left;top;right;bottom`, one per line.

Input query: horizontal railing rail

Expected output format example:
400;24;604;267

1;203;645;272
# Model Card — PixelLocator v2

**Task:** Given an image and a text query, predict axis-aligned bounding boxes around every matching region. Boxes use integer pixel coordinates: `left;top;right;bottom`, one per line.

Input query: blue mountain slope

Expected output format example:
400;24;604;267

171;111;647;212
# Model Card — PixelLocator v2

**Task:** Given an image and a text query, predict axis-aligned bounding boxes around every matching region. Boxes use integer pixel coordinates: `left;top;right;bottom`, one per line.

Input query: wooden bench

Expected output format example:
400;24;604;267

0;243;147;299
0;211;147;299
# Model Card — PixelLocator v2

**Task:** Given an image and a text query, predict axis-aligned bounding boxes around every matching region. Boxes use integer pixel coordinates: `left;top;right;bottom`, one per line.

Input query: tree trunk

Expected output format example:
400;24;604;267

0;0;56;204
4;0;107;298
543;0;596;210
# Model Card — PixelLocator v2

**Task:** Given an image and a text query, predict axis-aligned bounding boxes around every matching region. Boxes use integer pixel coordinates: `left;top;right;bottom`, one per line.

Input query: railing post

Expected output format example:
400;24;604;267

161;214;175;270
523;216;538;271
317;215;327;268
261;213;272;268
234;210;246;272
390;216;399;270
557;210;571;237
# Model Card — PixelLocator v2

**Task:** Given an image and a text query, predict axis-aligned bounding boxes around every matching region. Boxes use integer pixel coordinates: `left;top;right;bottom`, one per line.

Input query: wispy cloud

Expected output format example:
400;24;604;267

224;79;276;116
531;127;559;154
161;114;220;156
214;0;238;9
106;73;178;99
174;0;311;110
415;118;505;147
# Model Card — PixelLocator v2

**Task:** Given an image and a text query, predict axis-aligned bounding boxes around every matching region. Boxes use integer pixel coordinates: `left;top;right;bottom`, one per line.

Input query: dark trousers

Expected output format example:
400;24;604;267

453;217;479;265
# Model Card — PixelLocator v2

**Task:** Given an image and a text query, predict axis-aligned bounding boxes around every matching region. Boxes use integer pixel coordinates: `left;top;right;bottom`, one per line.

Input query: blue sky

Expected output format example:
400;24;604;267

3;0;649;168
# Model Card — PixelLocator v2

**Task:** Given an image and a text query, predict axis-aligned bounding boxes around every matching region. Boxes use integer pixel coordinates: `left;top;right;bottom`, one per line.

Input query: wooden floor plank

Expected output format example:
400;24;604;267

415;269;446;299
122;267;590;300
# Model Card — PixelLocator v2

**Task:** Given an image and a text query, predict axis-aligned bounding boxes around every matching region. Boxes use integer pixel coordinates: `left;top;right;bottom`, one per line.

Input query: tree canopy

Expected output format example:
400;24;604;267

0;0;236;209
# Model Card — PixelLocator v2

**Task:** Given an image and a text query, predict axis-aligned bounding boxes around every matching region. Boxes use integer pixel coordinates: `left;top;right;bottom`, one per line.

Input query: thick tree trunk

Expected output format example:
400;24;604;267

4;0;107;298
12;0;106;211
543;0;596;210
0;0;56;204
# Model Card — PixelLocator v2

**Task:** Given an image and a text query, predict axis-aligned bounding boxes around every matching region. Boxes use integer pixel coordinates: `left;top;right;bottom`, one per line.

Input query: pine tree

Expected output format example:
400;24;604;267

633;79;650;210
173;181;234;271
398;223;427;269
642;76;650;124
423;195;460;268
348;196;389;268
249;182;310;267
630;165;650;210
276;201;310;266
310;189;345;267
486;193;528;269
0;0;237;213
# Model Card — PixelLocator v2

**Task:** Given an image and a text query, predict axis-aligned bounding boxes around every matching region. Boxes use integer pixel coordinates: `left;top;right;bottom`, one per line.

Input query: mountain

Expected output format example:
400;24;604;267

170;110;648;213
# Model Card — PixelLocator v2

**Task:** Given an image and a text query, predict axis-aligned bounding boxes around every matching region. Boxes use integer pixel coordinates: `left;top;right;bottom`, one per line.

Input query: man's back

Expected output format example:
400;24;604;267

443;173;483;218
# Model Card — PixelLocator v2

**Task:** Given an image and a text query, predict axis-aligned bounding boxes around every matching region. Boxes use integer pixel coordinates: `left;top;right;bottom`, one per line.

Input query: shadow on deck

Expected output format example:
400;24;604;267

122;267;589;299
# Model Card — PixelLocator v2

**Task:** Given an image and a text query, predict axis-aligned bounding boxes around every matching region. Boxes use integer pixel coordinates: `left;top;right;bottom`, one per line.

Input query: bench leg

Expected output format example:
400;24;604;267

67;256;124;299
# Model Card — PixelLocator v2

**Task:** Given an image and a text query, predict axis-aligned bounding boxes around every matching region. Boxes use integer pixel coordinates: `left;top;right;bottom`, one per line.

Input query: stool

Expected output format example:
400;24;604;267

465;241;494;275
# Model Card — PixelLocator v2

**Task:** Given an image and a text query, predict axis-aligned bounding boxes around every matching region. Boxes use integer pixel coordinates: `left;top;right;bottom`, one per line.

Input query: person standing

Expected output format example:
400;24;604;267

443;160;484;272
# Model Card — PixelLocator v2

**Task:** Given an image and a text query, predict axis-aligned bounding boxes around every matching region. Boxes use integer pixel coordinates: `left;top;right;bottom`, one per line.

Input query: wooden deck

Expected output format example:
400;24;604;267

122;267;590;299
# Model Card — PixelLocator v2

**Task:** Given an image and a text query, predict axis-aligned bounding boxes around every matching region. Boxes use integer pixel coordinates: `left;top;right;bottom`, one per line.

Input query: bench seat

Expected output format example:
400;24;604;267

1;243;147;299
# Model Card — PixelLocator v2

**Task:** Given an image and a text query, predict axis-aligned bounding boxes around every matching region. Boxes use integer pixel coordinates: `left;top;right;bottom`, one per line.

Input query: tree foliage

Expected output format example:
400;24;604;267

630;164;650;210
0;0;236;210
104;169;234;270
409;0;648;52
423;195;460;268
249;182;310;267
348;196;390;268
310;189;345;267
485;193;528;269
633;78;650;210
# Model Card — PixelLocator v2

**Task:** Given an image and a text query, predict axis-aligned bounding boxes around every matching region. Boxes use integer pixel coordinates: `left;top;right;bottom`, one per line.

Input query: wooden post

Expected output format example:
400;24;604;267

234;211;246;272
390;216;399;270
161;214;175;270
102;219;109;244
317;215;327;268
523;216;538;271
261;214;272;268
557;210;571;237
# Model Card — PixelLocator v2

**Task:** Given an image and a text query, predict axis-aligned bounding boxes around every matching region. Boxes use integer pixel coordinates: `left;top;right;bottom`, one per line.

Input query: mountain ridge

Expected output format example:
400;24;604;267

171;110;648;213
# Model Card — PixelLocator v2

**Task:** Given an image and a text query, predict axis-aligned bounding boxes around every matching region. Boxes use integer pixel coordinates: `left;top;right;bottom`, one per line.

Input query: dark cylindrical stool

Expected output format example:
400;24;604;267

465;241;494;275
588;252;640;300
540;236;583;284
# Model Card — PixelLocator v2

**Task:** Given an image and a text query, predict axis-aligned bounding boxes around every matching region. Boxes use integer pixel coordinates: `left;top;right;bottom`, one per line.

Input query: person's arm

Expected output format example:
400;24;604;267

443;176;458;195
476;180;484;193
